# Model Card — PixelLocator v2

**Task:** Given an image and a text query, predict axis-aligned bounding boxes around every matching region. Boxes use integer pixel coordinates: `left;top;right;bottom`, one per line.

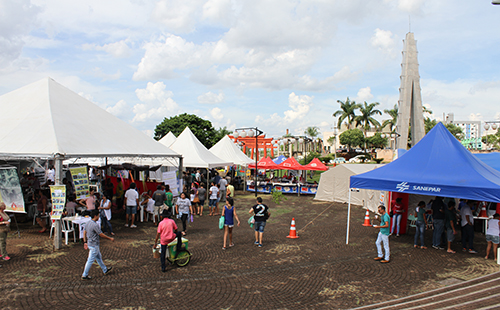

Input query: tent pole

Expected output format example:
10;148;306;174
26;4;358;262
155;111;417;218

346;189;352;245
54;155;63;250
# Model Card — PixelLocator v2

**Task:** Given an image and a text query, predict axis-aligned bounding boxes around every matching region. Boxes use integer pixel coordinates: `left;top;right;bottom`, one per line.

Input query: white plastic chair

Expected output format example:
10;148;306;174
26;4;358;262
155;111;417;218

49;217;57;238
61;218;76;245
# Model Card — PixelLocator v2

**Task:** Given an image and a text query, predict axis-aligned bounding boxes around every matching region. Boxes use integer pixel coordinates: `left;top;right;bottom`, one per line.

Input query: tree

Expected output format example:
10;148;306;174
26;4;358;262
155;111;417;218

212;126;232;146
154;113;217;148
354;101;382;151
304;126;320;139
482;134;499;149
366;133;388;150
382;104;398;132
424;118;437;134
444;123;464;140
339;129;364;151
333;97;360;129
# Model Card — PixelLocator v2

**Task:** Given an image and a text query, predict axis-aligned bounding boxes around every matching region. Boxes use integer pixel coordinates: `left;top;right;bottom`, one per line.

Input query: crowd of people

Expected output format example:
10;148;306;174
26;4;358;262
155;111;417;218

373;196;500;264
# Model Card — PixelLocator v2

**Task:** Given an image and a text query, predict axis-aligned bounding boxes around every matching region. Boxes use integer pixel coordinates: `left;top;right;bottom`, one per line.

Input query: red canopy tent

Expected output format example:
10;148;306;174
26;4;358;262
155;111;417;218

248;157;280;170
303;158;328;171
278;157;305;170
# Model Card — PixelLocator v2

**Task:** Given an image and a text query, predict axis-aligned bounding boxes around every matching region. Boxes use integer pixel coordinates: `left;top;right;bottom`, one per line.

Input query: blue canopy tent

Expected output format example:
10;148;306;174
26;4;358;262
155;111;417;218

474;152;500;172
273;155;287;164
346;123;500;244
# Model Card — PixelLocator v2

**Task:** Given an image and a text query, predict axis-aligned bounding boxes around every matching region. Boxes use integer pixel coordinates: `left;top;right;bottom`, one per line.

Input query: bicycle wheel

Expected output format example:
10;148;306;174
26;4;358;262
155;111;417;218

174;250;191;267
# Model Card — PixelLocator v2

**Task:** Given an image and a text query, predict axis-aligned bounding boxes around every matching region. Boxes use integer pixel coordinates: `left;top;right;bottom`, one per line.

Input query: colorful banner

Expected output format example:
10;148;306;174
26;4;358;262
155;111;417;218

50;185;66;220
0;167;25;213
70;166;89;200
299;185;318;195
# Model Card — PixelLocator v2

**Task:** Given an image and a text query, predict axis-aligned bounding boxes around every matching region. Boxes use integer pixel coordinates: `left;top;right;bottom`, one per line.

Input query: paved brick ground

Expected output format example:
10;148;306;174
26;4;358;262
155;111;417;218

1;193;498;309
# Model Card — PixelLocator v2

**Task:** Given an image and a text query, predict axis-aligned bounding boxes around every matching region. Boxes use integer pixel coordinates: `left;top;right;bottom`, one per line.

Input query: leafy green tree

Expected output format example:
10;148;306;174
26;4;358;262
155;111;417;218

382;104;398;132
339;128;364;151
212;126;232;146
482;134;499;149
445;123;464;140
366;133;388;150
154;113;217;148
354;101;382;150
333;97;360;129
304;126;320;139
424;118;437;133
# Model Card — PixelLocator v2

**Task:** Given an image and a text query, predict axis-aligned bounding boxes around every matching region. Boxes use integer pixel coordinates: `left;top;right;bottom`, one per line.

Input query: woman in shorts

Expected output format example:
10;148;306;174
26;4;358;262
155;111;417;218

485;213;500;260
222;197;240;250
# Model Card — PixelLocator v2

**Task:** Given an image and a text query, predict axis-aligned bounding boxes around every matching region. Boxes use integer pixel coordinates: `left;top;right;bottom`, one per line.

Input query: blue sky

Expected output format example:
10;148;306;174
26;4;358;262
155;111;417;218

1;0;499;139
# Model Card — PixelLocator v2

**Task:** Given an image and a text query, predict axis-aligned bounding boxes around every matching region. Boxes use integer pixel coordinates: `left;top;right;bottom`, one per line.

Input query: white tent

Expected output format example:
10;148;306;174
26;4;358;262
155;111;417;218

314;164;386;212
158;132;177;148
0;78;181;160
209;135;253;166
169;127;233;168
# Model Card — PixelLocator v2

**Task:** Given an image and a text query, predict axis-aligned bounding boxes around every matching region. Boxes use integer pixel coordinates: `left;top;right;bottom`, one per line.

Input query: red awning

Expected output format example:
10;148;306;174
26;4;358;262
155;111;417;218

303;158;328;171
278;157;305;170
248;157;280;170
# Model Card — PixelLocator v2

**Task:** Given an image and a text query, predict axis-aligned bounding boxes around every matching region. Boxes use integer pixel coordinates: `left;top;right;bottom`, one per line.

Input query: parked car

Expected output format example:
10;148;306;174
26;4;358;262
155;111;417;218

349;155;369;163
330;157;346;164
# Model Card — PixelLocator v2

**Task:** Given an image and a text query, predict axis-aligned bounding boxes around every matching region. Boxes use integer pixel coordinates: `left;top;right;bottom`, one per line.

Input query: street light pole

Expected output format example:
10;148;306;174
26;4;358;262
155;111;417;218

234;127;264;197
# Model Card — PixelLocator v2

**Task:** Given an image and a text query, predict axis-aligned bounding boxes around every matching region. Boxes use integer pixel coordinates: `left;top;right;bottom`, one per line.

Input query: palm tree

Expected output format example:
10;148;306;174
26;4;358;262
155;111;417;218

333;97;360;129
382;104;398;132
304;126;320;153
355;101;382;151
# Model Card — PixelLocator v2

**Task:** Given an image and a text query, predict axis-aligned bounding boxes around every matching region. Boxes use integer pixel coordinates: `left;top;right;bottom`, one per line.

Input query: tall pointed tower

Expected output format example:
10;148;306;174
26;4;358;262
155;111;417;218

395;32;425;150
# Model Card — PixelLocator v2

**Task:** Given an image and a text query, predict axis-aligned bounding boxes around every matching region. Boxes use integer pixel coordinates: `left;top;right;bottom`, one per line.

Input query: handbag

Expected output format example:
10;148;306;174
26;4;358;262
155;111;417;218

248;215;255;228
153;244;160;259
193;196;200;203
219;215;225;230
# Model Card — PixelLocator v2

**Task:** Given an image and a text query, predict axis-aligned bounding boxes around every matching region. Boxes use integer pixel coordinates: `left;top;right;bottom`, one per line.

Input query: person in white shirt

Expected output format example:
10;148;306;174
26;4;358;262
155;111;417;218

208;181;219;216
98;193;114;235
124;183;139;228
485;213;500;260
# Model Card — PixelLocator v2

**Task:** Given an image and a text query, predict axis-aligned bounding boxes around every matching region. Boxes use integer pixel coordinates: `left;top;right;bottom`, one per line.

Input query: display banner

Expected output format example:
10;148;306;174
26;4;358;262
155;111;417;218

162;171;179;197
0;166;25;213
299;185;318;195
70;166;90;200
50;185;66;220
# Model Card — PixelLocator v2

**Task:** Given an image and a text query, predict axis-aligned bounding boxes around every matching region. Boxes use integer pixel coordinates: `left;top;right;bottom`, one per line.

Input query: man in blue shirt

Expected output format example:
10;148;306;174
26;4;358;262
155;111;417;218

373;205;390;263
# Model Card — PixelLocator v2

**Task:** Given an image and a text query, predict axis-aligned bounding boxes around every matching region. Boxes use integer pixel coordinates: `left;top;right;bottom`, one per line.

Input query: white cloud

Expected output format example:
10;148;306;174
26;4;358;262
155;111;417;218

210;107;224;121
82;40;133;58
91;67;121;81
198;91;225;104
355;87;374;102
396;0;426;13
0;0;41;67
152;0;205;33
132;82;179;123
370;28;396;56
284;93;313;123
469;113;482;121
106;99;130;118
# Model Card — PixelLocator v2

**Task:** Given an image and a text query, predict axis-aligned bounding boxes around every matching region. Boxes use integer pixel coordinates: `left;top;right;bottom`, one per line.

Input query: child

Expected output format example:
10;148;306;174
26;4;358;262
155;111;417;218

208;181;219;216
485;213;500;260
222;197;240;250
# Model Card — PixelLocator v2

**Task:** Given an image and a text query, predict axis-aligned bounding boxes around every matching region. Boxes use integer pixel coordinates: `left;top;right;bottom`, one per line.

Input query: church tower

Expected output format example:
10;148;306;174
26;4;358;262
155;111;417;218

395;32;425;150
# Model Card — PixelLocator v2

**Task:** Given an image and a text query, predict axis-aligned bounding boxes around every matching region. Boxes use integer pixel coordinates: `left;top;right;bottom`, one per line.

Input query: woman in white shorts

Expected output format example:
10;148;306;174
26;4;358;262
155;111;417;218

485;213;500;260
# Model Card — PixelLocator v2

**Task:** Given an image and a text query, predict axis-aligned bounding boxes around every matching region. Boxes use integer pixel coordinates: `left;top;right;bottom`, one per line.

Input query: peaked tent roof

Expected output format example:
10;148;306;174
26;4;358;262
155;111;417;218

350;122;500;203
169;127;232;168
158;132;177;148
273;155;287;164
248;157;280;170
209;135;253;166
278;157;305;170
0;78;180;159
303;158;328;171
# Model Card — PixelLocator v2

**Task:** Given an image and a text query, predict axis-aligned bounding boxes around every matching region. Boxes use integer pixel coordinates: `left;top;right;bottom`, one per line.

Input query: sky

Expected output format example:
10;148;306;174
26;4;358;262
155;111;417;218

1;0;499;140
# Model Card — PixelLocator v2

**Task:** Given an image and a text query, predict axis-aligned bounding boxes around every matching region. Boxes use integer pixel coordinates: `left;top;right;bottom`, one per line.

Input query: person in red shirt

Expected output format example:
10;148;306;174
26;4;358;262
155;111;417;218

390;197;405;237
153;210;178;272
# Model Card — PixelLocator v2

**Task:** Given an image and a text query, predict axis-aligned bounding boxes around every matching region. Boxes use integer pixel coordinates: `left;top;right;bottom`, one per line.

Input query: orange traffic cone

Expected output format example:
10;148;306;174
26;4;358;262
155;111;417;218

362;209;371;227
286;218;299;239
478;202;488;218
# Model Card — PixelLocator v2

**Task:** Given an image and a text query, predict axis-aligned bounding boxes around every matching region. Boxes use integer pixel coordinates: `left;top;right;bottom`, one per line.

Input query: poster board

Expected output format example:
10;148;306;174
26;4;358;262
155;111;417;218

162;171;179;197
50;185;66;220
0;166;25;213
70;166;90;200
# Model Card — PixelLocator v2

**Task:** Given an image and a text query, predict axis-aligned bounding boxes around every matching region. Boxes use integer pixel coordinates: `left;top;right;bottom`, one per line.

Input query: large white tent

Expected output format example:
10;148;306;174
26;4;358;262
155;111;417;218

209;135;253;166
158;132;177;148
0;78;181;161
169;127;232;168
314;164;385;212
